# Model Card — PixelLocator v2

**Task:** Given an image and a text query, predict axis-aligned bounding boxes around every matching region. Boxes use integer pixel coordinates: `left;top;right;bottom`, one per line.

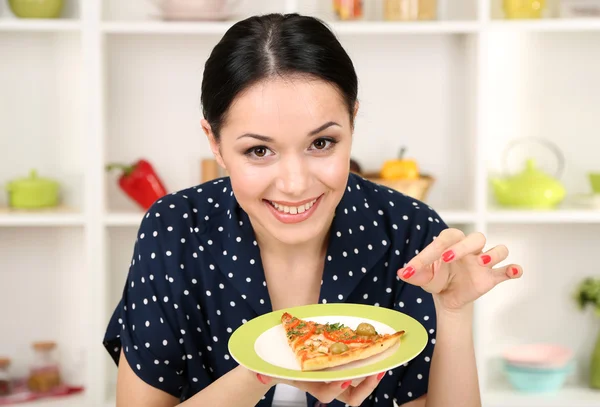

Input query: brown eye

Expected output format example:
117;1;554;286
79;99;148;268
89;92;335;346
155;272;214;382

313;139;328;149
253;147;267;157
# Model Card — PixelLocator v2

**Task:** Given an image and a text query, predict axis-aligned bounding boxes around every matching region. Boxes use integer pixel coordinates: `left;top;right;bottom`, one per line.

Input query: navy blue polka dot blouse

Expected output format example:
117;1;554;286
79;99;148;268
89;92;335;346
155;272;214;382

103;172;448;407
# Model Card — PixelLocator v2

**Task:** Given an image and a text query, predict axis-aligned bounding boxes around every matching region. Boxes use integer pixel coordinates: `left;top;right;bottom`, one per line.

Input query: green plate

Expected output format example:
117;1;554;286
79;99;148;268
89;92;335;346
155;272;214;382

228;303;428;382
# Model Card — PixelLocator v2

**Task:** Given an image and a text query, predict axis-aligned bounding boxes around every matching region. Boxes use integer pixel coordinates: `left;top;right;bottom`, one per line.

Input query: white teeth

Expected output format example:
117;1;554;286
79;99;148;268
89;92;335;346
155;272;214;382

270;198;318;214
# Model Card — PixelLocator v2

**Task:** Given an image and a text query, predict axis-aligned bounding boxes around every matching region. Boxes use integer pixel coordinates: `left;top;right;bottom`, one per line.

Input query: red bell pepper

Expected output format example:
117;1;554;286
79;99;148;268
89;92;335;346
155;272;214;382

106;159;168;210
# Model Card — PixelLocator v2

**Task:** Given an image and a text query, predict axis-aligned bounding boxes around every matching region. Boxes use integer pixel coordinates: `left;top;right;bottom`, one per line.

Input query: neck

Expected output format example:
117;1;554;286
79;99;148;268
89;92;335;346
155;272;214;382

251;220;332;267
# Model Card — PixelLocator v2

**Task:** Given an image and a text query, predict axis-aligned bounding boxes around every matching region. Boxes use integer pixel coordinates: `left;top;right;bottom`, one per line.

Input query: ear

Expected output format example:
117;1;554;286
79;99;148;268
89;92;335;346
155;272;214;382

201;119;226;169
351;101;359;129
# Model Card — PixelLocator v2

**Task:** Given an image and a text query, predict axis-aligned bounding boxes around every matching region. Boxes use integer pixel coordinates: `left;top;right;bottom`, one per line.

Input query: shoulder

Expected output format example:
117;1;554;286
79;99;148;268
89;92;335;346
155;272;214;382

348;173;447;237
138;177;234;232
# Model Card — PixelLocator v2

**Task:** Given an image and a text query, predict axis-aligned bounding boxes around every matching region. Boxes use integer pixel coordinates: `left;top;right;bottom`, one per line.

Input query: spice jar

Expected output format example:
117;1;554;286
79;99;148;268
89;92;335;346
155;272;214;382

0;358;11;396
384;0;437;21
28;342;61;393
503;0;546;18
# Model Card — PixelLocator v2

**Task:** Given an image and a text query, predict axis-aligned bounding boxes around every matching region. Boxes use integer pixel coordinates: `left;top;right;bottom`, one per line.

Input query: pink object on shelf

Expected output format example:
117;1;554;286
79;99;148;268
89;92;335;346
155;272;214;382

502;343;573;369
0;383;83;406
151;0;242;21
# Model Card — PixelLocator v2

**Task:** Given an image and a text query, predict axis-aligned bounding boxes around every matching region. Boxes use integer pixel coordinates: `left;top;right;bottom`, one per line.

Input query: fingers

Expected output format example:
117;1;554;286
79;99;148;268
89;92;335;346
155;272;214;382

492;264;523;285
397;228;465;285
256;373;349;403
339;372;386;406
437;231;487;264
299;380;353;404
410;228;467;269
255;372;386;406
478;244;509;268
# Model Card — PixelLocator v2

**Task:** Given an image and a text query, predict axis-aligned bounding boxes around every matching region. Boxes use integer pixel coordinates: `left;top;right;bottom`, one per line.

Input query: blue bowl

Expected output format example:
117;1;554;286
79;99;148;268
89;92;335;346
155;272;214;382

503;361;574;393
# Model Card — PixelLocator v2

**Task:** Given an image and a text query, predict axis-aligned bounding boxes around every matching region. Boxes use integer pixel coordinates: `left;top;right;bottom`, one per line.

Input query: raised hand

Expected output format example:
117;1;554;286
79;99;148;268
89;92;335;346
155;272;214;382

397;228;522;312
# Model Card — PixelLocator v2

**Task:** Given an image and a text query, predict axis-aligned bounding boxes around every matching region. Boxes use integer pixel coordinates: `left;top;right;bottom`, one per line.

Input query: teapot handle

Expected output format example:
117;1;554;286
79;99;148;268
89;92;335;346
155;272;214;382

502;137;565;178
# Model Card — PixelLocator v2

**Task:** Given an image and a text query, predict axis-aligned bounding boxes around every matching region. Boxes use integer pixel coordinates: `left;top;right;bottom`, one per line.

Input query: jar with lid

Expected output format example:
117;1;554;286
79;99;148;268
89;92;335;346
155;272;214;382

0;357;11;396
28;342;61;393
384;0;437;21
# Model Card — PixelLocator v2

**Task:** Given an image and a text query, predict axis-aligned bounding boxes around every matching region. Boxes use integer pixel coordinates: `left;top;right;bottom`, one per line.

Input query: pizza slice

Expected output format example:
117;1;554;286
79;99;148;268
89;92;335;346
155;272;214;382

281;312;405;371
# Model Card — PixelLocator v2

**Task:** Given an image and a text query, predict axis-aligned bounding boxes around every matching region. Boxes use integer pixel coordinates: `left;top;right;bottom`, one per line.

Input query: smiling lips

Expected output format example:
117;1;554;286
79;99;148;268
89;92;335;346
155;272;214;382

265;195;323;224
269;198;318;214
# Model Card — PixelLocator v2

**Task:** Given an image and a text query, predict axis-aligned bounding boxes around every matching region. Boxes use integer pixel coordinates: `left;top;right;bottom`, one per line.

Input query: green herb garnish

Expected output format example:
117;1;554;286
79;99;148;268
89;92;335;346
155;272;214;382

326;323;345;332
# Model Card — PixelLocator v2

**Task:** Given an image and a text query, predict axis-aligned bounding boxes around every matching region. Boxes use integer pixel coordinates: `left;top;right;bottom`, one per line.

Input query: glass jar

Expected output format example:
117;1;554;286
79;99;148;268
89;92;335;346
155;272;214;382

27;342;61;393
0;357;11;396
332;0;363;20
383;0;437;21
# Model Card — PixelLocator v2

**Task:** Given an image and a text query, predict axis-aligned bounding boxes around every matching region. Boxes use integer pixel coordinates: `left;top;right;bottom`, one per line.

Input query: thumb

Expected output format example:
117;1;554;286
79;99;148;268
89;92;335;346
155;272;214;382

255;373;276;386
397;262;435;289
492;264;522;285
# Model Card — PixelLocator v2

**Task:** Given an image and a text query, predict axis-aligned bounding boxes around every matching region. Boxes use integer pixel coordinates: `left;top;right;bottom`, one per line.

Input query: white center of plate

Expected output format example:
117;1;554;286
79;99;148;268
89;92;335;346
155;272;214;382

254;315;399;371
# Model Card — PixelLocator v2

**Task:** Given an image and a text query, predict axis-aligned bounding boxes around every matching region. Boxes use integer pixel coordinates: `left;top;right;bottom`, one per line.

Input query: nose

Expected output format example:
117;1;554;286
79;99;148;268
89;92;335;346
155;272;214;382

275;154;310;197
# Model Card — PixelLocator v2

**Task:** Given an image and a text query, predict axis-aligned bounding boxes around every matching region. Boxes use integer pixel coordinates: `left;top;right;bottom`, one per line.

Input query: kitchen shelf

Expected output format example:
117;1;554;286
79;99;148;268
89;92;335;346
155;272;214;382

104;211;145;227
0;206;85;227
482;386;600;407
0;19;81;32
102;20;481;35
13;394;87;407
3;0;600;406
101;18;600;36
103;209;479;227
485;208;600;224
488;18;600;32
439;210;478;224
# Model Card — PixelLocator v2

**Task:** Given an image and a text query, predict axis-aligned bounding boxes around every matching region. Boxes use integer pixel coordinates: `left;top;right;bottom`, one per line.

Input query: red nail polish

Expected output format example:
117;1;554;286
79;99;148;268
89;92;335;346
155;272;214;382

401;266;415;279
377;372;386;380
481;255;491;265
512;267;519;276
256;373;268;384
442;250;455;262
341;380;351;389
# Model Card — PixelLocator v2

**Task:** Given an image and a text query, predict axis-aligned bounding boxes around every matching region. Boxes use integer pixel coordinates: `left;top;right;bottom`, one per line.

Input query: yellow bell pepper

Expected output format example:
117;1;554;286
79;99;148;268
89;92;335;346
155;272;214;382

380;147;419;180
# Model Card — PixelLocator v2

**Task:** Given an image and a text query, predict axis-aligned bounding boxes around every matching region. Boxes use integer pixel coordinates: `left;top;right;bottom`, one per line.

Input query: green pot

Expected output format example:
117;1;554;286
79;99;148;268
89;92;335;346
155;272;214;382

592;328;600;389
8;0;64;19
6;169;60;209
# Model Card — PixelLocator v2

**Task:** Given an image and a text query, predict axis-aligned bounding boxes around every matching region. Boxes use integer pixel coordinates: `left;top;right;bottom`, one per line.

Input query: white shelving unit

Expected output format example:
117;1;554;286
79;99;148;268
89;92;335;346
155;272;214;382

1;0;600;406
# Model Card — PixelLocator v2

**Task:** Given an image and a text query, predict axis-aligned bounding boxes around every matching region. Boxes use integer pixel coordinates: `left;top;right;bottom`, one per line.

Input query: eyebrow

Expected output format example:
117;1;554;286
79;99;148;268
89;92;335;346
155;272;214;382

236;121;341;142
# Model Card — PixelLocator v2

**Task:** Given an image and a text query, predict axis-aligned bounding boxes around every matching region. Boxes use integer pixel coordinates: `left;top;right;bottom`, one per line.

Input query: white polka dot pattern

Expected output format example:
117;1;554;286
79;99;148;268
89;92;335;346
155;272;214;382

103;173;447;406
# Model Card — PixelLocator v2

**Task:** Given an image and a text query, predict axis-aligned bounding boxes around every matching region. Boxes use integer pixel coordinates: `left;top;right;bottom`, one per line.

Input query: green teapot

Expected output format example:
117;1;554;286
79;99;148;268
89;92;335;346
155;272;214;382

490;138;566;209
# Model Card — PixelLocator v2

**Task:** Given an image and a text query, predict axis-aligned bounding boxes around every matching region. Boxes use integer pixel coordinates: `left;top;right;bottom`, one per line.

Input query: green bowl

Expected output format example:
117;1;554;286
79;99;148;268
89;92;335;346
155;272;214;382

8;0;64;19
590;173;600;194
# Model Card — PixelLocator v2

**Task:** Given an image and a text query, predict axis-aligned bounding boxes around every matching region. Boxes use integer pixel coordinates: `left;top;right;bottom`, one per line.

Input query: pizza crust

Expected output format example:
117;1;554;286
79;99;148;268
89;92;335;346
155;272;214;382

301;331;404;371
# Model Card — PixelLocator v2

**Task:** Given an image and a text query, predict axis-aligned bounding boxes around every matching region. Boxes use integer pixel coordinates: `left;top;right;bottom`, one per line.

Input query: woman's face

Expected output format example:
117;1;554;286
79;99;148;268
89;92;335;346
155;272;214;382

203;76;355;247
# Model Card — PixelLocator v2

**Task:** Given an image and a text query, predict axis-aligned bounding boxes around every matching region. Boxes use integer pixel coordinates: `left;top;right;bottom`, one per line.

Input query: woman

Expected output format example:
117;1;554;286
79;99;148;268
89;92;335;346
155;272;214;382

103;13;521;407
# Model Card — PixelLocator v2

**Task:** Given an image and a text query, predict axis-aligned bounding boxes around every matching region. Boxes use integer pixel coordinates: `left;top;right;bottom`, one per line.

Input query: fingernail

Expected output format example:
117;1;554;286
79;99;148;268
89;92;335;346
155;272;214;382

401;266;415;279
442;250;455;262
377;372;386;380
341;380;351;389
256;373;269;385
511;267;519;276
481;254;491;265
